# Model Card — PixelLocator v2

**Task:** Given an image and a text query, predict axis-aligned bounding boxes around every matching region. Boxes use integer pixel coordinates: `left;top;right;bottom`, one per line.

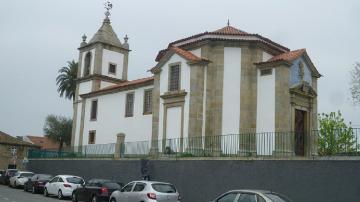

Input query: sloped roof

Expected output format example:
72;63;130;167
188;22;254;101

86;17;123;48
170;46;209;63
0;131;38;147
150;46;210;73
267;49;306;63
255;49;321;78
212;25;248;35
81;76;154;98
156;25;289;62
26;136;60;150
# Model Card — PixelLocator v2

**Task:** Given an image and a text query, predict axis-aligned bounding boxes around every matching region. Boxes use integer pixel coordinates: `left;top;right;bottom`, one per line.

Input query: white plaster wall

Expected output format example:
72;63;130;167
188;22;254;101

78;81;92;98
100;81;116;89
102;49;124;79
262;51;273;62
81;85;153;146
158;54;191;146
222;47;241;135
81;49;95;76
256;67;275;155
190;48;201;57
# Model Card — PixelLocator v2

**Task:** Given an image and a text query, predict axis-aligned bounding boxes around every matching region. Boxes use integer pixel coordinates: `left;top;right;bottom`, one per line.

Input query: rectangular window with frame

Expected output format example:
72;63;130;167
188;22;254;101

143;89;153;114
88;131;96;144
90;100;98;121
125;92;134;117
169;64;180;91
108;63;117;75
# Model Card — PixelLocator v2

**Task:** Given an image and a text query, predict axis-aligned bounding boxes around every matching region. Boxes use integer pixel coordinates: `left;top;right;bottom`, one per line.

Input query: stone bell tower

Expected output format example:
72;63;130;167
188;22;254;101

71;1;130;146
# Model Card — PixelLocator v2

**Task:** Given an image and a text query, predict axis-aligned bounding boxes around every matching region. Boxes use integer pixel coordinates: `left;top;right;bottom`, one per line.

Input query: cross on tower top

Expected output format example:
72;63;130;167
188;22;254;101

104;0;113;18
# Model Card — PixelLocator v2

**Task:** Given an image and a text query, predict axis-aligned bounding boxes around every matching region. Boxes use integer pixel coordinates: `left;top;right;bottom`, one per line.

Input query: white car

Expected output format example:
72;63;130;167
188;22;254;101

109;180;180;202
9;171;34;188
44;175;84;199
211;190;294;202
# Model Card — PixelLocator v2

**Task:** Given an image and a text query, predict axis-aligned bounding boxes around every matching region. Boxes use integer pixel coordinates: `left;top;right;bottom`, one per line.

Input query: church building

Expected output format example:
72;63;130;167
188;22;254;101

71;13;321;157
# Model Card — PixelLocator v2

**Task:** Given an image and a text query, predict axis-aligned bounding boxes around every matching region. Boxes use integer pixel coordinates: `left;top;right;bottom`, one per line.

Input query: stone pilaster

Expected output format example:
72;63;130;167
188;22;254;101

151;73;161;151
114;133;125;159
202;44;224;152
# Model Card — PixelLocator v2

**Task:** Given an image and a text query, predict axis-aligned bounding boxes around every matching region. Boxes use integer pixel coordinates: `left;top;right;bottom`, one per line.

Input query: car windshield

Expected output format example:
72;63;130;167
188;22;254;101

264;193;291;202
151;183;176;193
20;173;33;177
66;177;84;184
38;174;52;180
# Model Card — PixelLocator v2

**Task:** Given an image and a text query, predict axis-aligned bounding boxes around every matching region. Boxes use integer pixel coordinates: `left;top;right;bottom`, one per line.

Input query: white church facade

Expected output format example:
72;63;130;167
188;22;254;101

71;15;321;156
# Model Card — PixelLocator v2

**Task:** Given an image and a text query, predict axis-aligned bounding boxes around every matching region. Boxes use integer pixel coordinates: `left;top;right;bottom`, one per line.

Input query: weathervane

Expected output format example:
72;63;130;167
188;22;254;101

104;0;113;18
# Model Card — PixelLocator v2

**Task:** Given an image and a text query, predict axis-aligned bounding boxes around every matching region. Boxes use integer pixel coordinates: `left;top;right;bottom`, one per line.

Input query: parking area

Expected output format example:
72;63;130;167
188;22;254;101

0;185;69;202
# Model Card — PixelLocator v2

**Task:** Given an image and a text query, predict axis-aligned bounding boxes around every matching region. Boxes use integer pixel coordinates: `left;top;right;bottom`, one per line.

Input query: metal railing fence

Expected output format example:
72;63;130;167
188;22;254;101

28;129;360;159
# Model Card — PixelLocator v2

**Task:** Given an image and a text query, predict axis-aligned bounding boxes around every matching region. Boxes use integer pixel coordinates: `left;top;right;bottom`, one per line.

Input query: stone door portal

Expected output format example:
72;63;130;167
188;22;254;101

295;109;306;156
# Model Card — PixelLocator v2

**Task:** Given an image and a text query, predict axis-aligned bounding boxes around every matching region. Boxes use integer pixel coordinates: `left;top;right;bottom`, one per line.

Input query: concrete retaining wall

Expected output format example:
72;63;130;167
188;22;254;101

26;160;360;202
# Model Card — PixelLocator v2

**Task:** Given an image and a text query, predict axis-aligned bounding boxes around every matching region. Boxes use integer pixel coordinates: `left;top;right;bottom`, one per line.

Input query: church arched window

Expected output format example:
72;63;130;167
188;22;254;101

83;52;92;76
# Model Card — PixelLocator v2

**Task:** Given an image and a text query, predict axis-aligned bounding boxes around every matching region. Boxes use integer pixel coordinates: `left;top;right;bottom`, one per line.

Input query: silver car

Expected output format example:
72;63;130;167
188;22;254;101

211;190;293;202
109;180;180;202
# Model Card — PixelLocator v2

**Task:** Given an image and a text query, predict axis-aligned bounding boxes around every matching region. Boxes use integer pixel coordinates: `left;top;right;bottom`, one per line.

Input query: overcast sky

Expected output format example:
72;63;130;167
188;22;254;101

0;0;359;137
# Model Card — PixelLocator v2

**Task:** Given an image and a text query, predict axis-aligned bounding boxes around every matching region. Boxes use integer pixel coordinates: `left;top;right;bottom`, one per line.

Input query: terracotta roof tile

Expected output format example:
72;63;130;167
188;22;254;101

81;76;154;97
26;136;60;150
0;131;38;147
212;25;248;35
156;25;289;62
170;46;209;62
267;49;306;63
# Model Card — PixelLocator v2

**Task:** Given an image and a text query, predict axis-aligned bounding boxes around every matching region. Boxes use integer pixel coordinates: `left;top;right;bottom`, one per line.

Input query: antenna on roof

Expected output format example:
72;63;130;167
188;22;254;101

227;19;230;26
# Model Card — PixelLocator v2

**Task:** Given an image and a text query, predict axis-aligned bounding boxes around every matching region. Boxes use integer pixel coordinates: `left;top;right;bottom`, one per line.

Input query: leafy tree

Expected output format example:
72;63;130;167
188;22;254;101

350;62;360;105
43;115;72;151
318;111;357;155
56;60;78;101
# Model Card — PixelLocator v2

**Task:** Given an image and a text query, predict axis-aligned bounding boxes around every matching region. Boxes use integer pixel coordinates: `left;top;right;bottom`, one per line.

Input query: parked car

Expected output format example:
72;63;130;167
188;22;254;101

71;178;121;202
44;175;84;199
0;170;4;183
109;180;180;202
210;190;293;202
9;171;34;188
24;174;53;193
0;169;17;185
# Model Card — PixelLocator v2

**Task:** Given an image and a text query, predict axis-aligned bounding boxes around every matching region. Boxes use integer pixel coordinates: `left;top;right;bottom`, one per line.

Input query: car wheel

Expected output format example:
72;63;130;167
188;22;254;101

92;195;98;202
72;192;78;202
32;186;36;194
58;190;63;199
44;188;49;197
110;198;117;202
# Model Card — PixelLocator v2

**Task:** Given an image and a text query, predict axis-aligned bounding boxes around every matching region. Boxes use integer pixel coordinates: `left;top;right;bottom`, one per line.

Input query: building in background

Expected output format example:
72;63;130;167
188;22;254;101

72;12;321;157
21;136;61;150
0;131;39;170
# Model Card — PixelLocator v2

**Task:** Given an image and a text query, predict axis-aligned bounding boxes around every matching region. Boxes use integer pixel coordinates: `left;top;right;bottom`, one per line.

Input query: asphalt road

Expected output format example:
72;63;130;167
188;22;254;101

0;185;70;202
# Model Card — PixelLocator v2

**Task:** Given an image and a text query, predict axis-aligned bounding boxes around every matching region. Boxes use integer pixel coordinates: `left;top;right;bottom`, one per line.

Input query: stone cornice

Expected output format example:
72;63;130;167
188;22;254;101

254;60;292;68
160;90;187;104
289;82;317;98
76;74;125;84
80;79;154;98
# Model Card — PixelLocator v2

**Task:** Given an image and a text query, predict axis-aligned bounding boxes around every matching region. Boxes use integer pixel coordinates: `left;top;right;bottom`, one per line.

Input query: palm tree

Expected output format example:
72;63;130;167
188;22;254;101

43;114;72;151
56;60;78;101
